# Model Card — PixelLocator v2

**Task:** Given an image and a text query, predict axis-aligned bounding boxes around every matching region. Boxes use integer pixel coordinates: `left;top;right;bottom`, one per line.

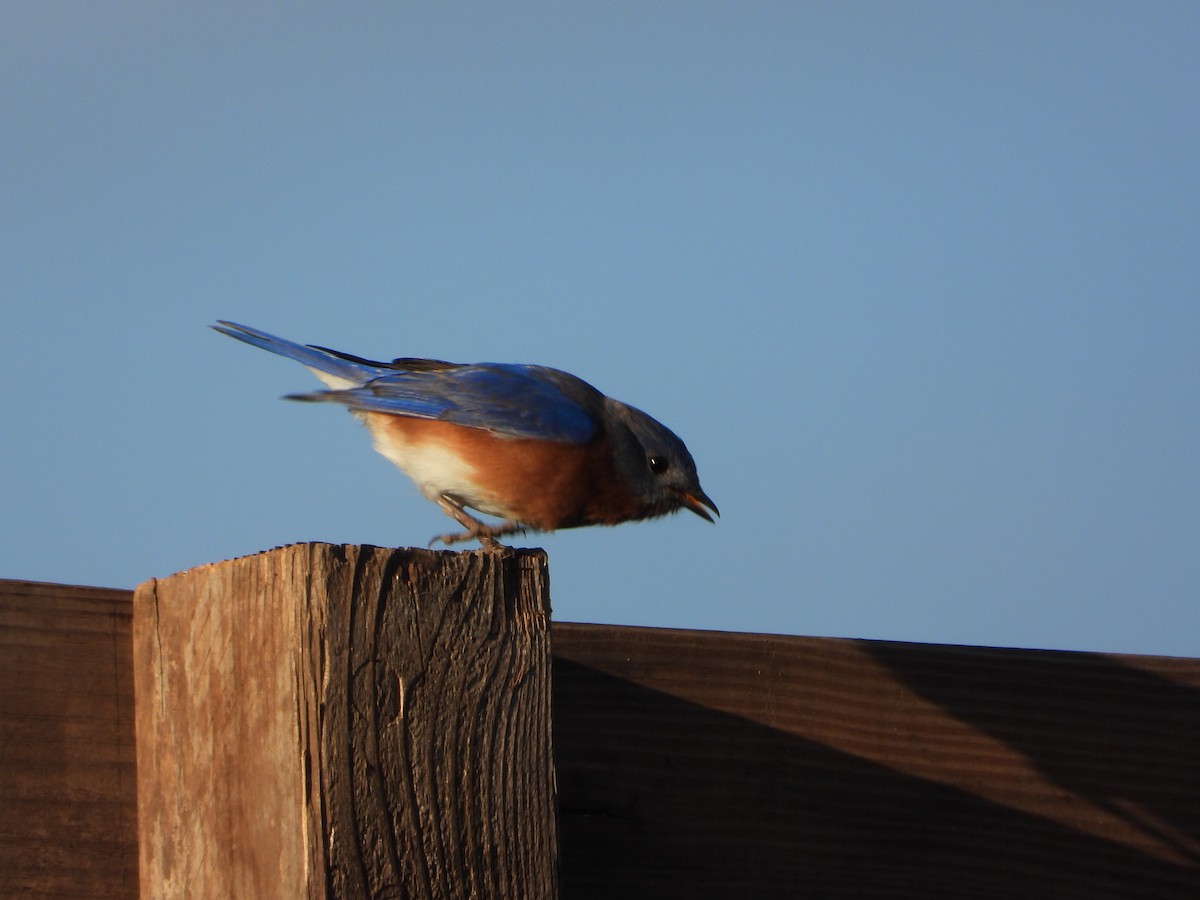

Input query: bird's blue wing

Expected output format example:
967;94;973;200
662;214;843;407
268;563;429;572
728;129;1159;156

290;363;600;443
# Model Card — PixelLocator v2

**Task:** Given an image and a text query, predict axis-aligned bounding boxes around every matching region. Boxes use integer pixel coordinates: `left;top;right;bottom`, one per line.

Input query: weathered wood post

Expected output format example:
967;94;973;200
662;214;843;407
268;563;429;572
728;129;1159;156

132;543;557;899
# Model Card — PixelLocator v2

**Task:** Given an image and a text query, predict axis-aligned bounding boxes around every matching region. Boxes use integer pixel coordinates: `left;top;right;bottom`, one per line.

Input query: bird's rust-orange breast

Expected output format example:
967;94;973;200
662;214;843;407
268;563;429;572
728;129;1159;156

370;415;645;530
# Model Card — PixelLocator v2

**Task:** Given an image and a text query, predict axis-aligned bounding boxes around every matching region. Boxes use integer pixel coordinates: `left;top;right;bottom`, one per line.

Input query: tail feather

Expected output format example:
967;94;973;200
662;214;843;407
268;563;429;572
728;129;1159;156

212;321;390;387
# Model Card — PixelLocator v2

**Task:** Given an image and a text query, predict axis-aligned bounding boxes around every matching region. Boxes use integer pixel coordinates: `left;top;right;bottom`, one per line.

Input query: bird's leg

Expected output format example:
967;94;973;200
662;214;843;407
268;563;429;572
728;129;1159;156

431;494;526;550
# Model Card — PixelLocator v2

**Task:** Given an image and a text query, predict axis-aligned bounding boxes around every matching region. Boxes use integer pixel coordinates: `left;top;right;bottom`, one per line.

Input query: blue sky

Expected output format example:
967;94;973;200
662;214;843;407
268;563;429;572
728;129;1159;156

3;3;1197;657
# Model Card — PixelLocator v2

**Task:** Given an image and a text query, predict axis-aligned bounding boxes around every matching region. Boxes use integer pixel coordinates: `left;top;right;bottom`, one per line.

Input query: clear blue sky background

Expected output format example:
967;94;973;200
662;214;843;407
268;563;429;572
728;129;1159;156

4;3;1197;657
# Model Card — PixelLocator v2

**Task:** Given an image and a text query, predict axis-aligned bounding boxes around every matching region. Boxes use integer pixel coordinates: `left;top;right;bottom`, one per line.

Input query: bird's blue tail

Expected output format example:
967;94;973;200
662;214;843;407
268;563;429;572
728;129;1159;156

212;321;389;385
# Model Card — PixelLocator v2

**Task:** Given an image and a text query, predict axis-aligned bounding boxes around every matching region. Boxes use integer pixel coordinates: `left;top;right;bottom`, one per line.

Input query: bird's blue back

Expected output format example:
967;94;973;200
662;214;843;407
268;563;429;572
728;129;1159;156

214;321;598;443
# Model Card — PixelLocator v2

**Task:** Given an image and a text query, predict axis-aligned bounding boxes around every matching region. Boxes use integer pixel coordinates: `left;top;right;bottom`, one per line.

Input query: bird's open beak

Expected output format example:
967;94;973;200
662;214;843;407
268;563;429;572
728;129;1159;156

674;487;719;523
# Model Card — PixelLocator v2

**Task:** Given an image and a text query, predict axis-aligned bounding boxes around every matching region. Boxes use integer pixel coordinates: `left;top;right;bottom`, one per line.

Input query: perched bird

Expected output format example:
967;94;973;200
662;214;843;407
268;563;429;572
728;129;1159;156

213;321;717;548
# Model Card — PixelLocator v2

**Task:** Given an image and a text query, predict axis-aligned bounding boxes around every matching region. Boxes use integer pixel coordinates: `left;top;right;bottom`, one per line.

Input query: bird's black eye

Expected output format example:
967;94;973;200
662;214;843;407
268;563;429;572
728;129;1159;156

648;455;670;475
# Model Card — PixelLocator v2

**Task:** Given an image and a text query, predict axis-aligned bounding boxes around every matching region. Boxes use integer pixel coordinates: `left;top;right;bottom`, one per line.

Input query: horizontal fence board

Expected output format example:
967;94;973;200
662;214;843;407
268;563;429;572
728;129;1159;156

552;622;1200;900
4;575;1199;899
0;580;138;900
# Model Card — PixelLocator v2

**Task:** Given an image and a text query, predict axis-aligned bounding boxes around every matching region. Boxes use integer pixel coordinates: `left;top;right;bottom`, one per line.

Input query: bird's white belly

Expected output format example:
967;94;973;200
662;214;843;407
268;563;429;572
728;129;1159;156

366;418;506;516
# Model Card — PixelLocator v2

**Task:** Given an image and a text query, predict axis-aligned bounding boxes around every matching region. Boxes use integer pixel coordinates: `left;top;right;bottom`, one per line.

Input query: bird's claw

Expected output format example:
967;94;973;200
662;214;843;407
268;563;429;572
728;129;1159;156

428;522;526;551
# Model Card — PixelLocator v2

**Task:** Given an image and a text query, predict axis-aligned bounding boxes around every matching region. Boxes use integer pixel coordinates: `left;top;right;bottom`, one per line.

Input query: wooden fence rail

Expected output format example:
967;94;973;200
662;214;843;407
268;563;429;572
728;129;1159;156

2;545;1199;898
552;623;1200;898
0;579;137;898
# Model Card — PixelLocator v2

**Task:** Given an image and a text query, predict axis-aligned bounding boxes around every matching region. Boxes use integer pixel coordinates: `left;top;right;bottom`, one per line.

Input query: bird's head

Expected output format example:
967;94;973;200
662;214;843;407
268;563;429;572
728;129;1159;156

607;400;719;524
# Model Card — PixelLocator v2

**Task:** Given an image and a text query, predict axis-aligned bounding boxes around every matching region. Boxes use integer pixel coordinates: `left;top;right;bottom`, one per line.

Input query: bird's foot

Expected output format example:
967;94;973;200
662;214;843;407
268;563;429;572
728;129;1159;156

431;495;526;550
429;521;526;550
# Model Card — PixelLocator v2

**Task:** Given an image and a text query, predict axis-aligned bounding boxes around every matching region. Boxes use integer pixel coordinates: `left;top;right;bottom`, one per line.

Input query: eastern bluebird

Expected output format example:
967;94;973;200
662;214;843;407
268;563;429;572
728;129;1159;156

213;321;717;548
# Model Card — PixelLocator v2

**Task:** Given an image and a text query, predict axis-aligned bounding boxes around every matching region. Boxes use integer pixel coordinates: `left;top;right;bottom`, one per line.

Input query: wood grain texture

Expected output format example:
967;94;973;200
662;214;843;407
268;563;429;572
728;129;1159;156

552;623;1200;900
11;565;1200;899
134;543;556;900
0;579;138;900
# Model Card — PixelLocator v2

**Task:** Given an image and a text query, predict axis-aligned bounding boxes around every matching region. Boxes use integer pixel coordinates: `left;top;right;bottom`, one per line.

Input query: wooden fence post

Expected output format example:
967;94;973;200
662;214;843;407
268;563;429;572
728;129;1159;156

132;543;557;900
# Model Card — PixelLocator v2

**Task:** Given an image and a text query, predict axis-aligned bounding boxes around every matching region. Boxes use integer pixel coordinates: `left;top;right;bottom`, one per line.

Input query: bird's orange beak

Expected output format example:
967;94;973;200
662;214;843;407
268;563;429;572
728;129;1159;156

674;487;719;523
